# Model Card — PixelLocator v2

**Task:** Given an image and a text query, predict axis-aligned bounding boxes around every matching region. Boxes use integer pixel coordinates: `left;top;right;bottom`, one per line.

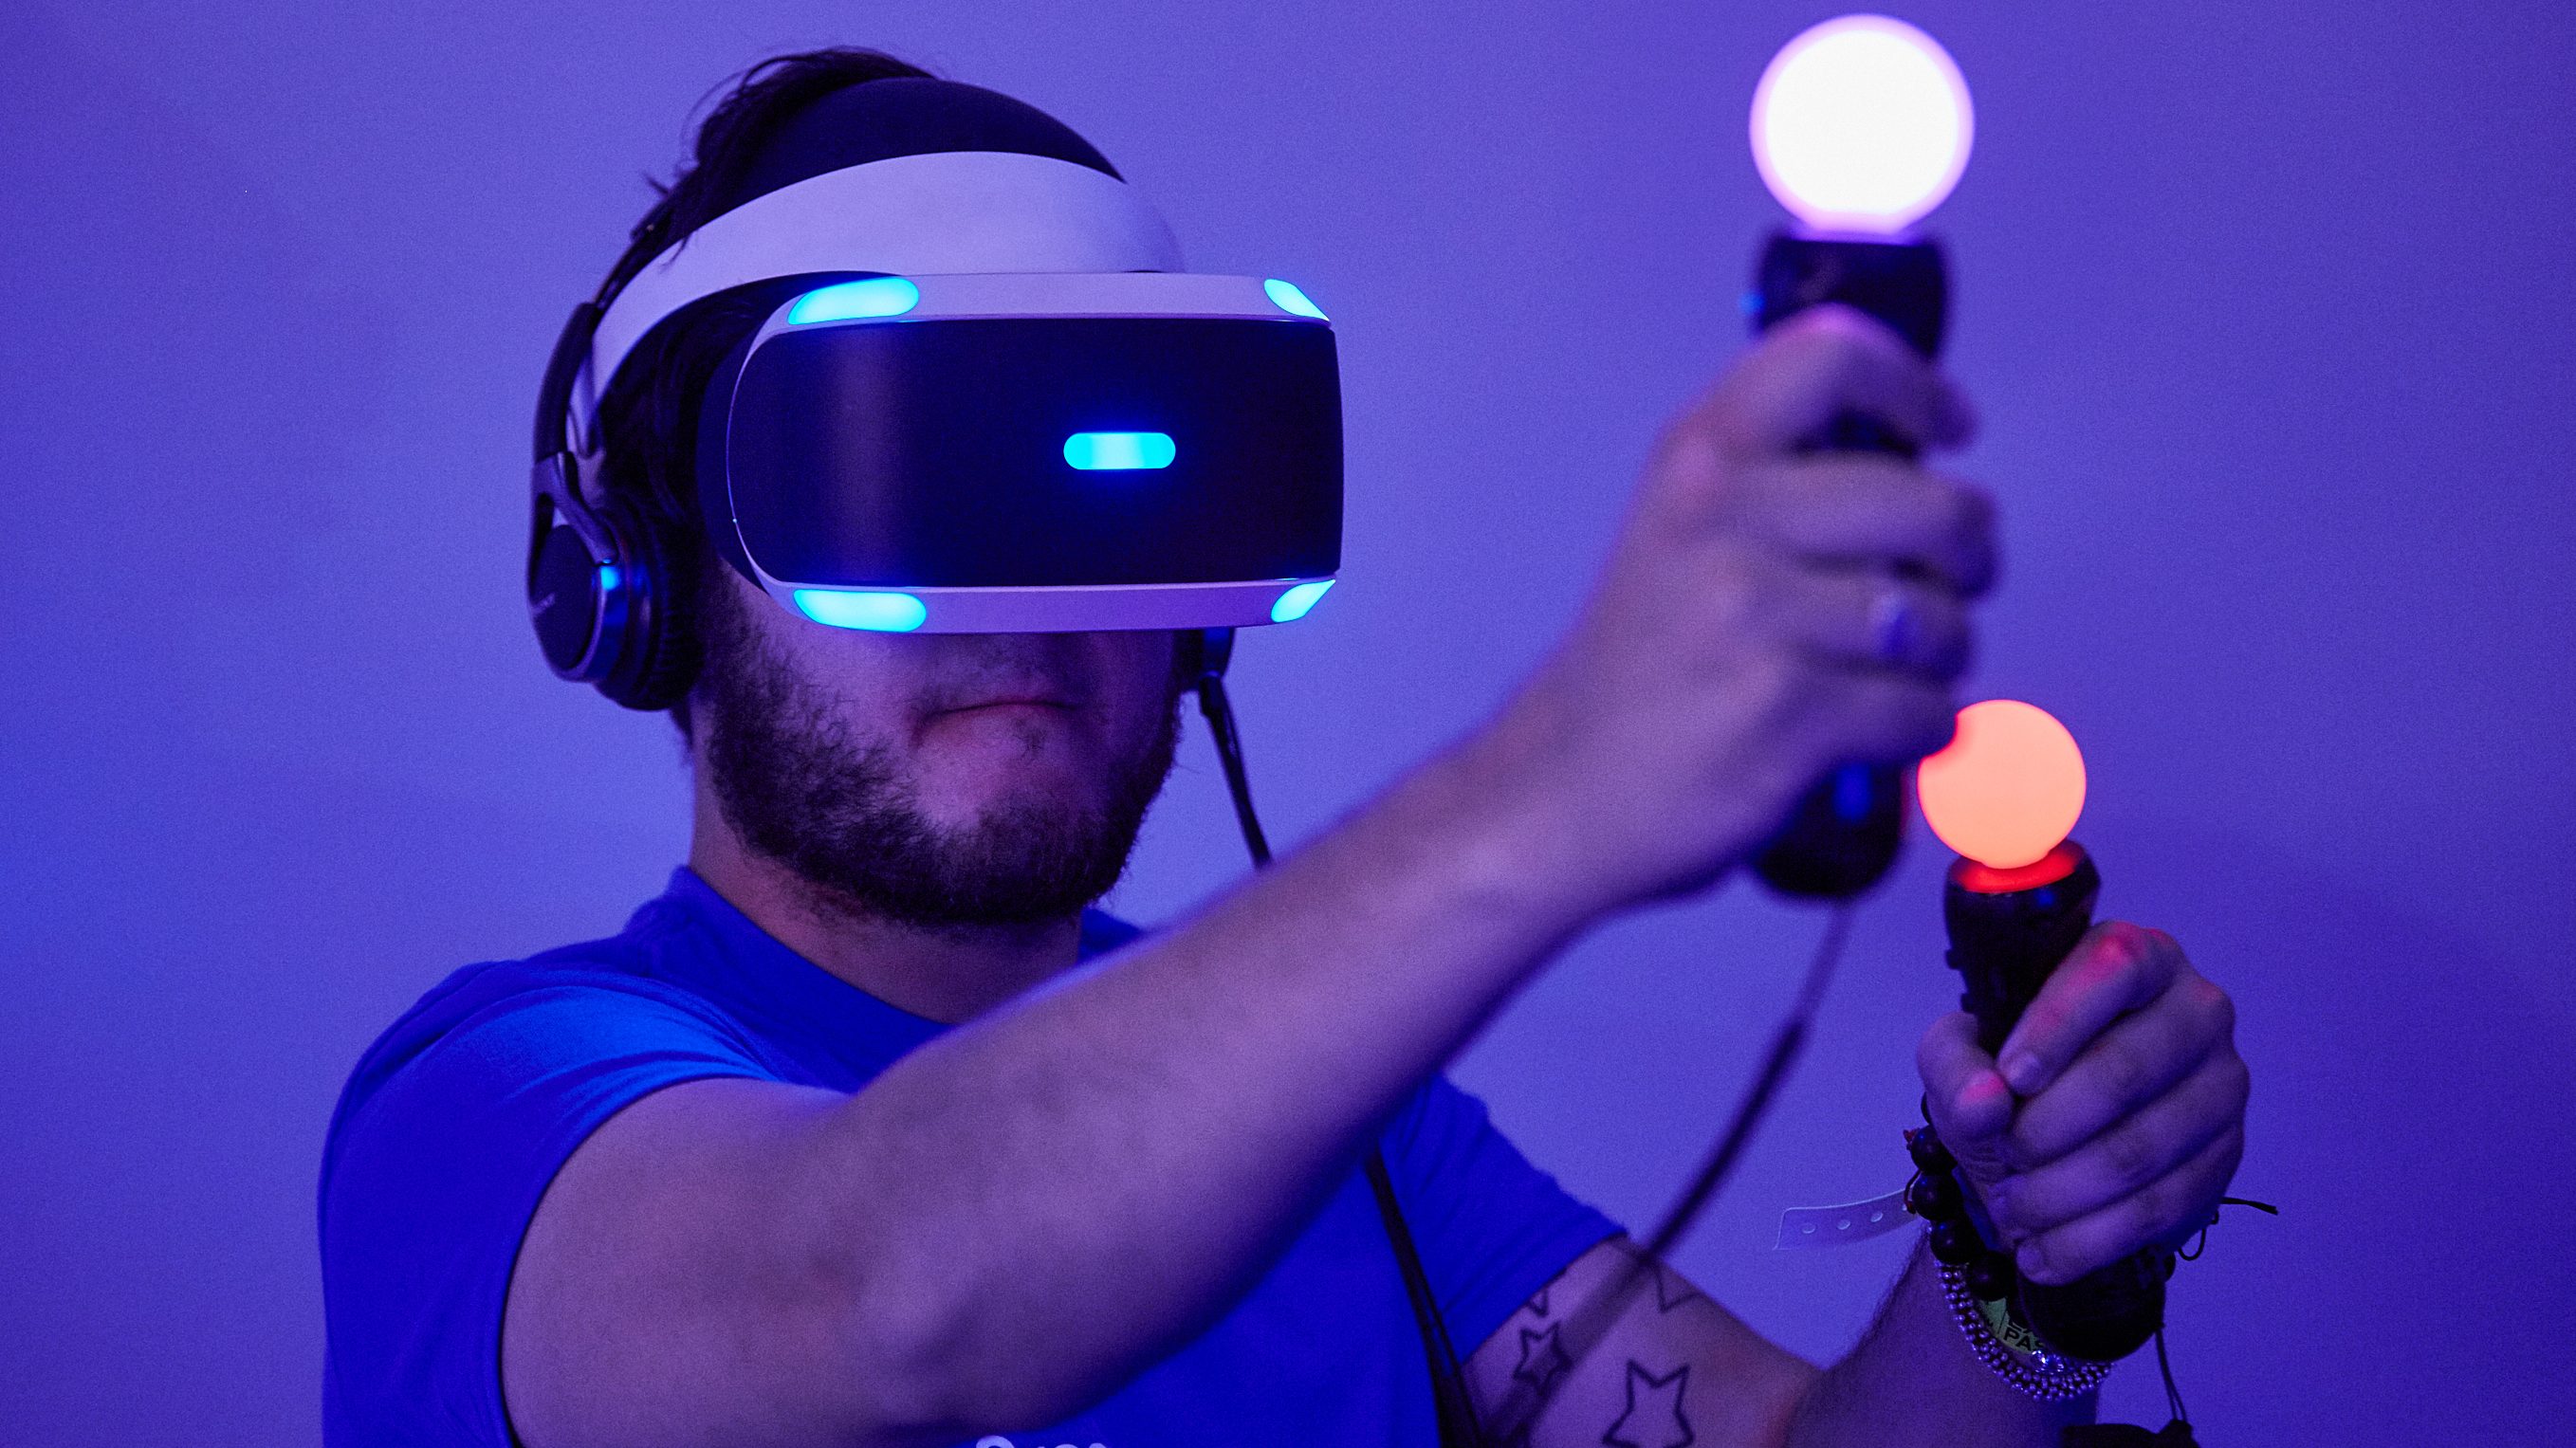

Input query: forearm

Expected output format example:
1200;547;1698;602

1783;1244;2091;1448
814;730;1602;1431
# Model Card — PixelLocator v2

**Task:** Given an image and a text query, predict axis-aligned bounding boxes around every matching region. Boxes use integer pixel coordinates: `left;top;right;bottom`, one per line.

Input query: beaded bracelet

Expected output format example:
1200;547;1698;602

1935;1259;2113;1400
1905;1122;2115;1401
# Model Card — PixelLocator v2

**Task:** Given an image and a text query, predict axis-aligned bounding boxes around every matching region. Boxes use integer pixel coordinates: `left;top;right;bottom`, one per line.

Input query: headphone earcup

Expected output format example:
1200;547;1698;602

529;507;618;682
596;500;702;713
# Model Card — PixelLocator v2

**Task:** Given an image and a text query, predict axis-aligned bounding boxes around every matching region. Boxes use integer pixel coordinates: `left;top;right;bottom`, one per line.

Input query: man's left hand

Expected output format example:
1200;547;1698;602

1917;922;2249;1284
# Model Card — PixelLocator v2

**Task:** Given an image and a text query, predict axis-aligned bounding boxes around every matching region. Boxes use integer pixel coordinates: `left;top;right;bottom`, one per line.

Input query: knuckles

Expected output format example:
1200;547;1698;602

2185;973;2238;1041
2097;1119;2167;1194
2090;1037;2156;1112
2216;1054;2253;1117
2112;1182;2180;1265
1698;545;1786;641
2085;922;2173;983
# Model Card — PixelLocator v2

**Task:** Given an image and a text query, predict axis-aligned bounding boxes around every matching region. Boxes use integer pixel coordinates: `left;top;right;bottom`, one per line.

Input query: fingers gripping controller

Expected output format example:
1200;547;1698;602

1941;852;2176;1364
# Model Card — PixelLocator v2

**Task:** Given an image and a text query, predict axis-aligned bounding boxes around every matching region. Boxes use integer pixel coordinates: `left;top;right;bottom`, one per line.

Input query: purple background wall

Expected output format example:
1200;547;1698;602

4;1;2569;1441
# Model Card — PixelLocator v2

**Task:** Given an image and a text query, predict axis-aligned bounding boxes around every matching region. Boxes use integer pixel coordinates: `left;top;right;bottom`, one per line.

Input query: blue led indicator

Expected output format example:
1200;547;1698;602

1263;279;1329;321
793;589;929;632
1270;579;1335;623
1063;431;1177;470
786;277;922;324
596;563;622;592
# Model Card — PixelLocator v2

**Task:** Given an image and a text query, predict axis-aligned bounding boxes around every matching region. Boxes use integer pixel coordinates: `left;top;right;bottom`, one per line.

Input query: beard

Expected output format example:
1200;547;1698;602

692;580;1182;932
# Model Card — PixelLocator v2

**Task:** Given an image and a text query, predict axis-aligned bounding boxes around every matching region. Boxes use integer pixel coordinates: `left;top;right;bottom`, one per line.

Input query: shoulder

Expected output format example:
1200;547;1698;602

326;922;751;1154
316;916;778;1440
317;889;789;1235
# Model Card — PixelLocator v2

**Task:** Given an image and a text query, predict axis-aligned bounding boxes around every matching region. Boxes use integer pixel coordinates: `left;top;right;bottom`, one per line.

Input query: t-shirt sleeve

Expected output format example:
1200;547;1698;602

318;975;776;1446
1376;1075;1626;1362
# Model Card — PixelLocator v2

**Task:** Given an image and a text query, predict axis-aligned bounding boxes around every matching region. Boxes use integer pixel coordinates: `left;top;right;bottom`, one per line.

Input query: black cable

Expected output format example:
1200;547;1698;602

1367;1149;1485;1444
1198;659;1863;1443
1481;904;1856;1443
2155;1197;2271;1433
1194;667;1480;1446
1195;667;1271;868
2155;1328;2190;1426
1643;903;1851;1262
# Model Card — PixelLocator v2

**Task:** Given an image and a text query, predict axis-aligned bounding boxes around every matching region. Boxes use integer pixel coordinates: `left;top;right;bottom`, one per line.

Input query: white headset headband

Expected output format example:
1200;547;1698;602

573;150;1185;443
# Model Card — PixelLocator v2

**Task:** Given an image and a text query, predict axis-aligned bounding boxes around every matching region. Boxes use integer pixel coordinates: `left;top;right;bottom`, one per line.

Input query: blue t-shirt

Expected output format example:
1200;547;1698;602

319;868;1619;1446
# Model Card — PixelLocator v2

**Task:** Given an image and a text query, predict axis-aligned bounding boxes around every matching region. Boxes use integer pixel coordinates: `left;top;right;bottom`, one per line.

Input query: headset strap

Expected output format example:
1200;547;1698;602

573;150;1182;446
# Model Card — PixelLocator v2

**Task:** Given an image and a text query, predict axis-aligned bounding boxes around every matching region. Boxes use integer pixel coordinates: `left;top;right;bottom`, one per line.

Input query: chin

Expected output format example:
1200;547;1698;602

914;757;1116;834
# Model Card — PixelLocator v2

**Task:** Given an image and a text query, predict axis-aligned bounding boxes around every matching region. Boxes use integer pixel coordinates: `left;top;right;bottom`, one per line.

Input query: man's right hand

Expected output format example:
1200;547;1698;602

1468;303;1995;917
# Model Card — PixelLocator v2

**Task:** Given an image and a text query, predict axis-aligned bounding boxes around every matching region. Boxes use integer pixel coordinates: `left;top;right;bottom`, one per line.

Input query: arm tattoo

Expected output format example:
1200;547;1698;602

1603;1360;1694;1448
1482;1241;1706;1444
1514;1323;1573;1395
1647;1258;1705;1314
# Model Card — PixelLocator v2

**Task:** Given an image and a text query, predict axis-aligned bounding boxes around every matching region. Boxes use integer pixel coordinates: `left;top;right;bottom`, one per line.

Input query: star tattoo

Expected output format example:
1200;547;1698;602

1513;1322;1572;1395
1602;1361;1693;1448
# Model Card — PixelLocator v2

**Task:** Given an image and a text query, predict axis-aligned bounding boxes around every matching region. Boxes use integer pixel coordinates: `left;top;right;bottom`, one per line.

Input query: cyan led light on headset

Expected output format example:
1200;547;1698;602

597;564;621;592
791;589;929;632
1263;278;1328;321
750;579;1343;633
1063;431;1176;470
786;276;922;324
745;274;1334;349
1269;579;1334;623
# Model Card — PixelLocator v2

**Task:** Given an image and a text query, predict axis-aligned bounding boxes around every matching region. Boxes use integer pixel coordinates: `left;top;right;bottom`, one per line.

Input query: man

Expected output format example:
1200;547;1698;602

321;49;2250;1448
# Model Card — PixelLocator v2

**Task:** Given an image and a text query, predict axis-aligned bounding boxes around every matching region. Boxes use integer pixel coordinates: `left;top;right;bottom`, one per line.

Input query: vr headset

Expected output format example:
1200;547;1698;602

529;144;1345;704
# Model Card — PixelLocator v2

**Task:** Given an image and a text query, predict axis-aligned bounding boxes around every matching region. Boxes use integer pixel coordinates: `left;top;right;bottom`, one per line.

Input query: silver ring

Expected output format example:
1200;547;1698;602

1868;584;1917;666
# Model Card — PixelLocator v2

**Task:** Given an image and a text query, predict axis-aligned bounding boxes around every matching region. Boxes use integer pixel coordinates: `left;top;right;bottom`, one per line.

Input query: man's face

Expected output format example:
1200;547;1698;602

691;568;1185;930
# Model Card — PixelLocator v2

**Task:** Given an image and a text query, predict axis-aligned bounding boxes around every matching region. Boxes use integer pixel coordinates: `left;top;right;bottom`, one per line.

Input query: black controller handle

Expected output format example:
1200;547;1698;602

1944;844;2173;1363
1747;230;1948;899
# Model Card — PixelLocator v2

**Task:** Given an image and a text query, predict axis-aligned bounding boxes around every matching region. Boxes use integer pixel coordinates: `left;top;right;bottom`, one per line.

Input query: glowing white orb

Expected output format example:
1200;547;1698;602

1751;14;1973;235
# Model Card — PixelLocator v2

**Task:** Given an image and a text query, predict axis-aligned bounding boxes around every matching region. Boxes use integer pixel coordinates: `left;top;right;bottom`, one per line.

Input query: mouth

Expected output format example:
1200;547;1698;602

913;694;1082;756
913;654;1091;738
919;683;1081;725
930;697;1074;718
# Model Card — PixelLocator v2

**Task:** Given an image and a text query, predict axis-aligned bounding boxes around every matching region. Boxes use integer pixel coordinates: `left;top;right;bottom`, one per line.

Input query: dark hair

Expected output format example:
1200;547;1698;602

590;48;937;737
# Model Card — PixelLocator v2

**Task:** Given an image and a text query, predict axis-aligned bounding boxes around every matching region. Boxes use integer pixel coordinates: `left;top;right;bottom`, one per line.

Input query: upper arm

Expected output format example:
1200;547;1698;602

502;1074;904;1448
321;981;909;1448
1371;1081;1810;1444
1463;1237;1819;1448
1375;1077;1626;1352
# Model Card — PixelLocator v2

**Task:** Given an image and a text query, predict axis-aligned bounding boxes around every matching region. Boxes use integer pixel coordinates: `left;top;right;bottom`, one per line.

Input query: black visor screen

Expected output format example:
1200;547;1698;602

725;317;1343;589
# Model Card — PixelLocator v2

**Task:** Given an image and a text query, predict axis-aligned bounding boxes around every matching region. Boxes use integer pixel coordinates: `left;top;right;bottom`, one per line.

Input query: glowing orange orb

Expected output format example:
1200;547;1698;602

1917;700;2087;869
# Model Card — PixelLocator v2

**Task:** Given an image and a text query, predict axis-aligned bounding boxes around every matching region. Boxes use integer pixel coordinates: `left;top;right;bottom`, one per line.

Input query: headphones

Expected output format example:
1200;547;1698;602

527;276;1237;713
527;252;840;713
525;206;697;714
